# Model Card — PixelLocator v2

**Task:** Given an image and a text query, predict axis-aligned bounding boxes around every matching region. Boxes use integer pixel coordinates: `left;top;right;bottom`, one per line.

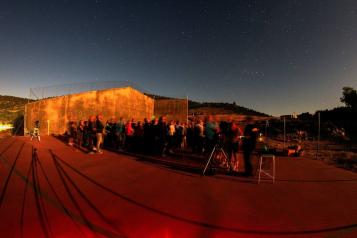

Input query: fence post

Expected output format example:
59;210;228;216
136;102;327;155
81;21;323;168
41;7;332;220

283;116;286;150
316;112;321;159
186;96;189;125
47;120;50;135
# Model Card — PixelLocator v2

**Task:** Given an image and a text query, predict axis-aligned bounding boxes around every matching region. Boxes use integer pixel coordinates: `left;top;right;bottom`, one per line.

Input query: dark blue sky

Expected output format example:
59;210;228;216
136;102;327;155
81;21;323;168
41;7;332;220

1;0;357;115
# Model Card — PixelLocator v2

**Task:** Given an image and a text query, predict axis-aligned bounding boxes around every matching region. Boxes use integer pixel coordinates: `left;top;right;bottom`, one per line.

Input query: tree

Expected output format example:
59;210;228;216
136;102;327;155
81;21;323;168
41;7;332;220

340;87;357;108
12;114;24;136
297;112;313;121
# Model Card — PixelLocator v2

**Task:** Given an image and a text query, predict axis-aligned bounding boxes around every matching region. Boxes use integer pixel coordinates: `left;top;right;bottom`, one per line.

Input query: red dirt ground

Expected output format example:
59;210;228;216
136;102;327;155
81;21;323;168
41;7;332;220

0;136;356;238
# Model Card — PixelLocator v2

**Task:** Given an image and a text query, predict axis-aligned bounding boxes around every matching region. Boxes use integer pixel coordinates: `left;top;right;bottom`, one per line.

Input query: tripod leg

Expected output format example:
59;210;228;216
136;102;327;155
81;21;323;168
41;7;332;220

202;147;217;175
220;148;232;170
220;148;228;160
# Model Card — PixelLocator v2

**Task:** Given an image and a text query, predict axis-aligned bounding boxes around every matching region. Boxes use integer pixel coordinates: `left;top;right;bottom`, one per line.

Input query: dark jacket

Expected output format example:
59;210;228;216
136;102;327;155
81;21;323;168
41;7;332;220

243;124;257;151
96;120;104;133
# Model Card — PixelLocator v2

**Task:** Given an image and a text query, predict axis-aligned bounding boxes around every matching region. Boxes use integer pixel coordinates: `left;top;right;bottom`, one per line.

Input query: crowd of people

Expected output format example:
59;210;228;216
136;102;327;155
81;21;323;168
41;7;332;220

65;114;259;176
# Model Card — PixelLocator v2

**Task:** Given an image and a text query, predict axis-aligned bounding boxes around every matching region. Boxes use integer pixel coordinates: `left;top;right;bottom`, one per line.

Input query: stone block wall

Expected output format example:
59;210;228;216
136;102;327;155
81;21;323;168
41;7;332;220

25;87;155;134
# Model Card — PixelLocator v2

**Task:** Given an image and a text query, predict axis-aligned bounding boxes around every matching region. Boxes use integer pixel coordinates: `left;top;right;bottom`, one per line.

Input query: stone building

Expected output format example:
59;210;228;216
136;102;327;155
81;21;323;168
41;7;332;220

25;86;187;135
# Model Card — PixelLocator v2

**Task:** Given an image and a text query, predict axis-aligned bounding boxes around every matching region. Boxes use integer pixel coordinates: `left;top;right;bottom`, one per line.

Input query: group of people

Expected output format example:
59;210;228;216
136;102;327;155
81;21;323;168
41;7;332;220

67;114;105;154
65;114;259;176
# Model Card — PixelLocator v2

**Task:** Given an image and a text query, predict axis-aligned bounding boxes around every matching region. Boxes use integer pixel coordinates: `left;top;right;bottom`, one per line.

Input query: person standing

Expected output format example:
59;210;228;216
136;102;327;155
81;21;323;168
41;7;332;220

180;122;187;149
143;118;151;153
96;114;105;154
133;121;144;152
66;118;77;146
242;117;258;176
31;120;41;142
77;120;85;149
82;120;89;148
116;117;125;150
186;122;194;151
125;120;134;151
228;120;242;172
223;117;234;171
87;115;97;153
158;116;167;156
151;118;160;154
105;116;116;148
194;119;205;154
205;115;218;154
167;120;176;153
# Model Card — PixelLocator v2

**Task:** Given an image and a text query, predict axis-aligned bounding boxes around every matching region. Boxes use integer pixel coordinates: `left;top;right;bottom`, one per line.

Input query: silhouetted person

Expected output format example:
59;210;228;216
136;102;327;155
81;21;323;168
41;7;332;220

77;120;85;149
116;117;125;150
186;122;194;151
158;116;167;156
67;119;77;146
133;121;144;152
194;119;205;153
83;121;89;147
125;120;134;151
205;115;218;154
143;118;151;153
151;118;160;154
242;117;258;176
87;115;97;153
227;120;242;172
175;121;184;149
218;117;233;170
105;116;117;148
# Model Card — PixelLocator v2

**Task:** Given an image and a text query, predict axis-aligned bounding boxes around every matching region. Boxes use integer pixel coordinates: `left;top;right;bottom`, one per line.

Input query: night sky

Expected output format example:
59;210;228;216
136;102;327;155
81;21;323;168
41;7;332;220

1;0;357;116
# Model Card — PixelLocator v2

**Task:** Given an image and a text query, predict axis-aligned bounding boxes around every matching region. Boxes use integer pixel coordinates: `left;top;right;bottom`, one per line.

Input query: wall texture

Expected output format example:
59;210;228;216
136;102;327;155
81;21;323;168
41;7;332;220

25;87;155;134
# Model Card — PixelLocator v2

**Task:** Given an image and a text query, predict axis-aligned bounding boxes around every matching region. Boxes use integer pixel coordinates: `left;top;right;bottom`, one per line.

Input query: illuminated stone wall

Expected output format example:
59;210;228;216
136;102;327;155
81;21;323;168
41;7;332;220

25;87;155;134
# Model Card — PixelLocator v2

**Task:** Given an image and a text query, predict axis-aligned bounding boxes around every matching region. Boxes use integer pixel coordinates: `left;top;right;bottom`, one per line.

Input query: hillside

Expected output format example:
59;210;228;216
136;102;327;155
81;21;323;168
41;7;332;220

0;95;31;123
189;101;269;117
146;94;269;117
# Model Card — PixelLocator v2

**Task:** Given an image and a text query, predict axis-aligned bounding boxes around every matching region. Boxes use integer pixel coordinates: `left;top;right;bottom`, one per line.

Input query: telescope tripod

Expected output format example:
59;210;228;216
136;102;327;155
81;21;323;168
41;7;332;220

202;143;229;176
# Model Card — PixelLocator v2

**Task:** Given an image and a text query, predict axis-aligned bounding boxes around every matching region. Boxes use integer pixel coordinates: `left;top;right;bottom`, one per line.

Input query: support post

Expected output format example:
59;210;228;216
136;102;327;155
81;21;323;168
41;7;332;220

283;116;286;150
186;96;189;125
316;112;321;159
47;120;50;135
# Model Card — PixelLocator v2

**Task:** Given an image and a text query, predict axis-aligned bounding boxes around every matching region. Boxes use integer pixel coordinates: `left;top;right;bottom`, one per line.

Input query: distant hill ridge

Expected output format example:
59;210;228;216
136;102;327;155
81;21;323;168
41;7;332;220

0;95;32;123
188;101;269;117
0;94;269;123
146;93;269;117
